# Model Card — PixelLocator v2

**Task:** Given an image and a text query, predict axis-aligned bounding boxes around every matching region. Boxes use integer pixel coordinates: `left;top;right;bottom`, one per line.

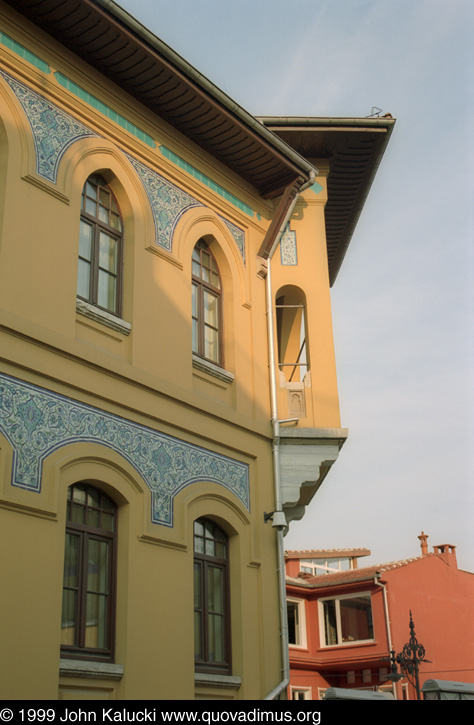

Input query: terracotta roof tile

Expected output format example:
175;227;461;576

285;548;371;559
286;553;436;588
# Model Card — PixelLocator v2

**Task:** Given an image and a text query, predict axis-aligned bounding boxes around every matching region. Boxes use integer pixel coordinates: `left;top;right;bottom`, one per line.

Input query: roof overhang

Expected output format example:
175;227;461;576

4;0;316;197
258;116;396;284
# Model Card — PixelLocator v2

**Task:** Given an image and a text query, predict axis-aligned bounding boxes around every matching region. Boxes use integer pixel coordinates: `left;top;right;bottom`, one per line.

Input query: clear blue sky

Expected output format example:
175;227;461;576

117;0;474;571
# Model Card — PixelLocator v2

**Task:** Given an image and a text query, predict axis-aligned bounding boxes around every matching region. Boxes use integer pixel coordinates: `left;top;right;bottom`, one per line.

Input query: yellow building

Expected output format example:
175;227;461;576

0;0;394;701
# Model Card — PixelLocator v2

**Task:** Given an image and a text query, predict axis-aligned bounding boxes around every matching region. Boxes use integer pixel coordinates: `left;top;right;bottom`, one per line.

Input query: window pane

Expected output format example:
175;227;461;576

205;536;215;557
85;181;96;198
194;562;202;660
101;512;114;532
98;270;117;312
85;197;96;216
71;499;86;525
194;611;202;660
340;597;373;643
61;533;80;646
87;539;109;594
79;221;92;260
207;566;224;613
99;188;109;207
87;505;100;529
77;259;91;300
208;613;224;662
87;489;100;509
60;589;77;646
63;533;80;588
85;593;107;649
99;232;118;273
72;486;87;506
204;326;219;362
194;563;202;609
287;602;299;645
98;205;109;224
324;600;337;645
203;291;218;327
110;212;122;231
215;541;226;559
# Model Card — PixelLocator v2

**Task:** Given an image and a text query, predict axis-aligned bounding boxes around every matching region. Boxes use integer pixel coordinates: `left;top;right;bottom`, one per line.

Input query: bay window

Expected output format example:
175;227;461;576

320;593;374;647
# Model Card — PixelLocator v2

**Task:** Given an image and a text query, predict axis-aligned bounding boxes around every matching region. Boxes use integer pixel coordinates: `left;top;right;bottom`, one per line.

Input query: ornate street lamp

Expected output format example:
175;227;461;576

386;611;430;700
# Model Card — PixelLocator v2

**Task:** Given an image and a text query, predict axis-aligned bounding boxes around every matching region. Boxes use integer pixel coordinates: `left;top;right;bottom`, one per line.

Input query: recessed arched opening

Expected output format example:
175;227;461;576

275;285;309;384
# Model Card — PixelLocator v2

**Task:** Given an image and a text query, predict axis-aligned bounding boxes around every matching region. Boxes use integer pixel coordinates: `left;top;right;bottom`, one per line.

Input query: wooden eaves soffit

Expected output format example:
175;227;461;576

258;116;396;285
4;0;315;196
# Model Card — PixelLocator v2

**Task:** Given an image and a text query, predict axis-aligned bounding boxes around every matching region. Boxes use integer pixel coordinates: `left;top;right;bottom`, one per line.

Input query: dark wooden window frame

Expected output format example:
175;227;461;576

61;483;117;662
194;518;231;675
192;240;223;366
77;174;124;317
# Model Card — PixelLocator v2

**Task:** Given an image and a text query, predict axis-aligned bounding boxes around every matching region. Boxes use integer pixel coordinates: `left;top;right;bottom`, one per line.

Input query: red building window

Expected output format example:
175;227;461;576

320;593;374;646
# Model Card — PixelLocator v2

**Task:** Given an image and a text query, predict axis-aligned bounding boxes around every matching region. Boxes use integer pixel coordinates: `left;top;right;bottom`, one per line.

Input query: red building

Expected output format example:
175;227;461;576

285;534;474;700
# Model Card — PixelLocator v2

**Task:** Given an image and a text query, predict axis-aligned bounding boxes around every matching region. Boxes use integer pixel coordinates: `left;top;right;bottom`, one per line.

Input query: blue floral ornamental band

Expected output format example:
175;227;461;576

0;374;250;526
0;71;246;261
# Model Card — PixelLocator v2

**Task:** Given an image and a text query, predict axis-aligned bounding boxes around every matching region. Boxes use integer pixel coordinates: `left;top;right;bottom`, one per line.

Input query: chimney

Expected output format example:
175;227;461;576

418;531;429;556
433;544;457;567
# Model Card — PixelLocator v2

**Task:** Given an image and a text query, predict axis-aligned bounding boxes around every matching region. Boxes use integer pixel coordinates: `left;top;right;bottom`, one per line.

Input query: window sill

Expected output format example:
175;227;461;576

192;354;234;384
59;659;124;681
319;639;377;651
194;672;241;690
76;299;131;336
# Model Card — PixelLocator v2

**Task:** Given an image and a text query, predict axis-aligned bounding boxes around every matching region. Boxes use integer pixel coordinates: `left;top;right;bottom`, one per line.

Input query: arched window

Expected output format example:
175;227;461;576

60;483;117;661
192;240;222;365
193;518;230;674
276;287;308;383
77;174;123;316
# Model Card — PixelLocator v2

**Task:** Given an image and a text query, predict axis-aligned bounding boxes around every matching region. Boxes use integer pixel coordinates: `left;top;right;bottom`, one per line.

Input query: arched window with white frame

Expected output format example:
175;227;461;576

192;239;222;366
77;173;124;316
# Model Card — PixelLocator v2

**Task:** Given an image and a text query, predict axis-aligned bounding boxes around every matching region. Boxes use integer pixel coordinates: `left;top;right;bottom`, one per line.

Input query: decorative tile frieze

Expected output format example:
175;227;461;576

0;71;97;183
54;72;155;148
159;145;254;217
222;218;246;263
125;153;202;252
0;70;246;262
280;225;298;265
0;374;250;526
127;155;246;261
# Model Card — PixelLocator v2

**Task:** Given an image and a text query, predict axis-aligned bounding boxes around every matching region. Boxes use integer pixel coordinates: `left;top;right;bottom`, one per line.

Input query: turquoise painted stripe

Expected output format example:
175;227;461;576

160;145;254;217
0;32;50;73
54;72;155;148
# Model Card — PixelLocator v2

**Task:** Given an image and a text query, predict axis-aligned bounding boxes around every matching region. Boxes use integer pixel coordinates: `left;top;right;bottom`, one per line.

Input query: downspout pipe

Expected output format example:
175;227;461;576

264;172;316;701
373;575;397;699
